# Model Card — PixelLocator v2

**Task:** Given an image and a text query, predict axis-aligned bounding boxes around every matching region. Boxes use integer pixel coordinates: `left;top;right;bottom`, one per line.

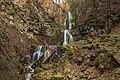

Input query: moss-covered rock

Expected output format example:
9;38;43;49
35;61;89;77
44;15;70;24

34;67;44;74
33;34;120;80
52;74;64;80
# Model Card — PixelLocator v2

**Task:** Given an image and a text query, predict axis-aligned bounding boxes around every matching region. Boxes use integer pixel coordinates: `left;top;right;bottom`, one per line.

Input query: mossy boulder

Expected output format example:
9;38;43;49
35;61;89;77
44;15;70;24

94;50;119;70
106;67;120;80
34;67;44;74
52;74;64;80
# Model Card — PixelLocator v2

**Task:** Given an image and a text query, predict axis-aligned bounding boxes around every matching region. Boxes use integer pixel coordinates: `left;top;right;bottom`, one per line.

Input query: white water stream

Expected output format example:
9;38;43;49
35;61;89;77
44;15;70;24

25;45;57;80
62;30;74;46
25;46;43;80
62;11;74;45
25;11;74;80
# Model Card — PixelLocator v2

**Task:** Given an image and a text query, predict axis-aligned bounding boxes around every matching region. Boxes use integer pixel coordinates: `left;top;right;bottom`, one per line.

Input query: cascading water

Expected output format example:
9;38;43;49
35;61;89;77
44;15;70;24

25;45;58;80
62;30;74;46
25;64;34;80
25;46;43;80
62;11;74;46
68;11;73;29
64;11;74;30
25;10;74;80
43;45;58;63
35;46;42;52
53;0;65;4
32;46;43;63
67;30;74;43
62;30;68;46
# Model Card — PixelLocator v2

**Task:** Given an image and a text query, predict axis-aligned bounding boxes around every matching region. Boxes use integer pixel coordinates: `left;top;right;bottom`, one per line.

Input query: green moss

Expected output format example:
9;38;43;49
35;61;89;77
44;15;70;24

86;39;93;44
58;45;69;53
82;44;94;50
52;62;61;72
52;74;64;80
35;78;43;80
80;78;87;80
31;44;38;47
97;77;105;80
99;62;106;69
34;67;44;73
107;42;116;46
64;67;70;74
51;34;58;40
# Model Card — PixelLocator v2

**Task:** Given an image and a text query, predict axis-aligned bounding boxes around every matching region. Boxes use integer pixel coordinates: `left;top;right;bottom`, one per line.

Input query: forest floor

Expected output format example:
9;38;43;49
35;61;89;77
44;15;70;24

33;30;120;80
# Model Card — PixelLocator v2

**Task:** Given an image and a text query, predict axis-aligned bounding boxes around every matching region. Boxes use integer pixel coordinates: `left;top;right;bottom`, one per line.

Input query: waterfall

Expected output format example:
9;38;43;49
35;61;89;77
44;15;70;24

64;11;74;30
32;46;43;63
62;30;68;46
43;45;58;62
32;45;57;64
66;30;74;43
25;73;32;80
26;45;58;80
25;10;74;80
26;46;43;80
32;52;43;63
62;30;74;46
62;11;74;46
25;64;34;80
35;46;42;52
53;0;65;4
68;11;73;29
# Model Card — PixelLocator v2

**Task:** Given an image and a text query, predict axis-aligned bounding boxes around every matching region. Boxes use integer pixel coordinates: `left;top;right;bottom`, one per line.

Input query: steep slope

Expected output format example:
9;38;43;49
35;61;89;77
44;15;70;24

0;22;23;80
0;0;58;80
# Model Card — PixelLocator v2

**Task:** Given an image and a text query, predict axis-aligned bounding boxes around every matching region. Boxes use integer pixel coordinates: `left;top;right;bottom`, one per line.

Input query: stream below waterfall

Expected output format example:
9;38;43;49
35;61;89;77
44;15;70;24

25;11;74;80
25;45;58;80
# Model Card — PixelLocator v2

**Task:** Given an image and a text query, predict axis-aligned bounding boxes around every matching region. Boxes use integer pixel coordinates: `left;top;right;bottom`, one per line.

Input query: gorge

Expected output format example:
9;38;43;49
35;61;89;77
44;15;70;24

25;10;74;80
0;0;120;80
